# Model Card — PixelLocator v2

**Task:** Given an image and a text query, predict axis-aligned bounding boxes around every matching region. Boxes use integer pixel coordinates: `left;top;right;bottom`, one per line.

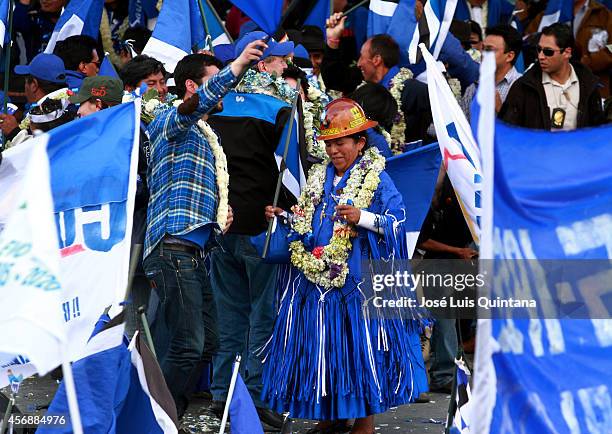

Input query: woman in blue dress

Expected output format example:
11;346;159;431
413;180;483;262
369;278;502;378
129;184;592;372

262;99;427;433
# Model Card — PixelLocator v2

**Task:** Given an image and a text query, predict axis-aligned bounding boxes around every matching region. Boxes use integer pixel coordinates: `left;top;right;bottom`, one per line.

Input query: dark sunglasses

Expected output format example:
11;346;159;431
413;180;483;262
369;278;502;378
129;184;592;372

536;46;563;57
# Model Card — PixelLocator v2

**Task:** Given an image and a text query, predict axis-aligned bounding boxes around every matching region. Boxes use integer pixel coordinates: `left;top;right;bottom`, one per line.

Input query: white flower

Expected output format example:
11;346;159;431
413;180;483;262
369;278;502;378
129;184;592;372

122;93;134;103
144;99;161;114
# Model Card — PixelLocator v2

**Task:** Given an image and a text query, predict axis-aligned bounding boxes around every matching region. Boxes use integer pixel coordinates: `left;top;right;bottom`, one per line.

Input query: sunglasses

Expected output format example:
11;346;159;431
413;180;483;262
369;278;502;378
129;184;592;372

536;46;563;57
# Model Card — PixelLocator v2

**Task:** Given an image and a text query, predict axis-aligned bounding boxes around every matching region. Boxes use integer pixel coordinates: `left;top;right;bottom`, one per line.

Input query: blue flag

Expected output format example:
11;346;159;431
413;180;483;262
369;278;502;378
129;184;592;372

38;321;178;434
304;0;331;32
229;373;263;434
471;54;612;434
385;143;441;256
368;0;418;66
538;0;573;31
0;0;9;48
44;0;104;53
228;0;283;35
128;0;158;28
99;56;119;78
200;0;233;47
409;0;458;63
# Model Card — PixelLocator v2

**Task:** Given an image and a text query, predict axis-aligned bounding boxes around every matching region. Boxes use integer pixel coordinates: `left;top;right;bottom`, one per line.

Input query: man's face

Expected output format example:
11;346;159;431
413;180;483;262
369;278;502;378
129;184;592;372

81;50;100;77
357;40;377;83
40;0;65;13
24;79;38;103
483;35;512;71
200;65;223;114
140;72;168;101
77;99;101;117
537;34;571;75
261;56;289;77
310;51;324;76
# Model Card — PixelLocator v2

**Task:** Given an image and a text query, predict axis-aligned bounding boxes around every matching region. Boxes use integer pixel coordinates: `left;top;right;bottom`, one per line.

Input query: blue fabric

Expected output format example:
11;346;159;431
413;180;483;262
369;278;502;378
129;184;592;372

541;0;573;26
228;0;283;35
366;128;393;158
454;0;514;27
64;70;86;90
199;0;231;47
144;66;236;259
304;0;330;32
0;0;8;46
46;102;136;212
230;374;264;434
261;158;428;420
348;6;369;53
128;0;158;28
149;0;207;56
99;57;118;78
176;223;213;250
250;217;292;263
48;0;104;51
14;53;66;83
385;142;442;233
380;65;400;90
367;0;417;66
234;31;294;60
210;234;278;407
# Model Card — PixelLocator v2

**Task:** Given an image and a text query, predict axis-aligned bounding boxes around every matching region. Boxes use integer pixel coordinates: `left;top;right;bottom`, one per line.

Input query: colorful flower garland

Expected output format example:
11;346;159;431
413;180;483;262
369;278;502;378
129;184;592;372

388;67;413;155
289;147;385;288
235;69;297;104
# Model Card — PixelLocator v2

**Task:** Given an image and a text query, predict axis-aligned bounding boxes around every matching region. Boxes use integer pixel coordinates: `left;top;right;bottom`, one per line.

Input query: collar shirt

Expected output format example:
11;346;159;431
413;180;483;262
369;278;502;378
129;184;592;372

496;66;522;103
542;64;580;131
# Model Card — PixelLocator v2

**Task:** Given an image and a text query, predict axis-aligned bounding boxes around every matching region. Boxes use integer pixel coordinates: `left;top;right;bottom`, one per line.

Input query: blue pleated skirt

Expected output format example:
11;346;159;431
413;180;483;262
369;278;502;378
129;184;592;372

261;267;428;420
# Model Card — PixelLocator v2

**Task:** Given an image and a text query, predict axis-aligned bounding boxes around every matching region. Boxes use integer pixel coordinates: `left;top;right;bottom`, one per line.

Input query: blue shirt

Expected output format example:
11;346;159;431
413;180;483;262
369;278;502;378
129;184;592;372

144;65;237;258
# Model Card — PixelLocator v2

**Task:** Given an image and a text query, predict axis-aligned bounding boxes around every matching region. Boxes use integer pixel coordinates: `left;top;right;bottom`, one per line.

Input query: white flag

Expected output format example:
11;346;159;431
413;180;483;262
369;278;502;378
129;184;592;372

0;139;65;376
420;44;482;244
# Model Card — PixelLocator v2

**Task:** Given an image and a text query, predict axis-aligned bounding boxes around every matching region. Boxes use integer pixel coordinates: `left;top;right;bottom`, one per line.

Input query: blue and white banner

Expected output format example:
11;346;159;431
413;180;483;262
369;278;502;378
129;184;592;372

471;53;612;434
44;0;104;54
368;0;418;66
0;139;65;383
538;0;573;32
409;0;457;63
385;142;441;257
422;44;482;244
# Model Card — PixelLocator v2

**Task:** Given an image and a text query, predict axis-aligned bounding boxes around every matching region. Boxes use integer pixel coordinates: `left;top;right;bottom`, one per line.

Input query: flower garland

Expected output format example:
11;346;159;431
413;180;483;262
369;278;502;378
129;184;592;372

289;147;385;288
235;69;297;104
388;67;413;155
303;85;327;160
18;88;73;131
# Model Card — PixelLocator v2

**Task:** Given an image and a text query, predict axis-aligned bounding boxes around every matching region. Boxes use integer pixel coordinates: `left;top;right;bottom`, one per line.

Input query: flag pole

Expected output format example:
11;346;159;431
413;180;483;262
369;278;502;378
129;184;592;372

261;78;301;259
341;0;368;17
196;0;213;51
61;348;83;434
2;0;14;148
205;0;233;43
218;354;241;434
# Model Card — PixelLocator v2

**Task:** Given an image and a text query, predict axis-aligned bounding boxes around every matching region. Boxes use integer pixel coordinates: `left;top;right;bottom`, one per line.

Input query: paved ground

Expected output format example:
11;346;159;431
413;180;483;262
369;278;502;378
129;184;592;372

1;375;450;434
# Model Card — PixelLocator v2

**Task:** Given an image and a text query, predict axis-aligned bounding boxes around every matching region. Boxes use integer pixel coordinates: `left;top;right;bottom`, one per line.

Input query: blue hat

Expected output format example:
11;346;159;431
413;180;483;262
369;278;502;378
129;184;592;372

14;53;67;84
234;31;294;61
214;43;236;64
294;44;309;61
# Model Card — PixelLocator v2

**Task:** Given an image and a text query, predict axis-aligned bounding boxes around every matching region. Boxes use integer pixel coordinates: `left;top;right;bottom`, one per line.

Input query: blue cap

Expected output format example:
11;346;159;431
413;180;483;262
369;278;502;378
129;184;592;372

214;43;236;64
294;44;309;61
14;53;67;83
234;31;294;61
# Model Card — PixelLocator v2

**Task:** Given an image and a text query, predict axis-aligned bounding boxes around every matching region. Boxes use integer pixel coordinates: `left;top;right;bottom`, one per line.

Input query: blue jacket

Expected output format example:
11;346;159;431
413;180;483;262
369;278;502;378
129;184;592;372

454;0;514;28
64;70;87;91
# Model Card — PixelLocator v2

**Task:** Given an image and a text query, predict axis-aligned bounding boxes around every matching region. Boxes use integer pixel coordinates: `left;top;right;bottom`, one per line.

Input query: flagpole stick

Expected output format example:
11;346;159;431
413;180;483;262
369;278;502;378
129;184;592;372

196;0;213;51
261;79;301;259
341;0;368;18
218;354;241;434
60;349;83;434
205;0;233;43
0;395;14;433
2;0;14;148
138;305;157;360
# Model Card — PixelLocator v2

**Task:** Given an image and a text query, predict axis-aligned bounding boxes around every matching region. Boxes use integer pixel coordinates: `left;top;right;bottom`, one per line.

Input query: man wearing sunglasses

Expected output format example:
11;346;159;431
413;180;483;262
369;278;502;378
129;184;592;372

500;23;606;131
53;35;100;90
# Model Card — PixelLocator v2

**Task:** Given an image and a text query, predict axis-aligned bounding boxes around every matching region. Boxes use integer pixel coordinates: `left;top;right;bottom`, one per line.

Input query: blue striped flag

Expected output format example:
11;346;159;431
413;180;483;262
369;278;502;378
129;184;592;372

409;0;458;63
128;0;158;29
368;0;418;66
537;0;573;31
44;0;104;54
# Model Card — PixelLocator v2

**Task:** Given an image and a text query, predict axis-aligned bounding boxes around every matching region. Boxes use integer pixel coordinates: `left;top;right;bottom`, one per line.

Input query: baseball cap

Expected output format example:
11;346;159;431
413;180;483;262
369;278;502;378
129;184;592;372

14;53;67;83
68;76;124;105
234;31;295;61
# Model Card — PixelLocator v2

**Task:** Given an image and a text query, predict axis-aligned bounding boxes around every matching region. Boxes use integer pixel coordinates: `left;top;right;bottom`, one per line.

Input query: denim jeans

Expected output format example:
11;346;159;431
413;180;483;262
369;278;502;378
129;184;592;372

143;243;217;417
210;234;278;407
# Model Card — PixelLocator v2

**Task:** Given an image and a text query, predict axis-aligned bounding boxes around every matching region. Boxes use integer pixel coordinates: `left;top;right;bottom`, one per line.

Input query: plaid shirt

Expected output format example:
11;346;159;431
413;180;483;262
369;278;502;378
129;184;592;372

143;66;237;259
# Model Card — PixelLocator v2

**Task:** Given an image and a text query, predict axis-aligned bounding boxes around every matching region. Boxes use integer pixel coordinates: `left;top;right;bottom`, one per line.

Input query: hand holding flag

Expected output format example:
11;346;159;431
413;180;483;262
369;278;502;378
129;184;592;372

230;39;268;77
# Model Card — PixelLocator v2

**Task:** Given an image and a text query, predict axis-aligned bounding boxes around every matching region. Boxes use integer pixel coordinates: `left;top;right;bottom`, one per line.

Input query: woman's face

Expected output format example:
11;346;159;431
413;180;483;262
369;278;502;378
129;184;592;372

325;136;366;175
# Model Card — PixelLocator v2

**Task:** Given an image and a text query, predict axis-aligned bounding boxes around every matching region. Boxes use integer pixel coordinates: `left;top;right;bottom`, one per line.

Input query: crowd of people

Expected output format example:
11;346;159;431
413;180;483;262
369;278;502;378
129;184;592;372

0;0;610;433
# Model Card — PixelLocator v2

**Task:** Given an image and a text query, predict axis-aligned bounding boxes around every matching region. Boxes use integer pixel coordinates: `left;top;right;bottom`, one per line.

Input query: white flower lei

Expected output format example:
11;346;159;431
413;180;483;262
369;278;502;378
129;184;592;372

303;85;327;160
388;67;413;155
289;147;385;288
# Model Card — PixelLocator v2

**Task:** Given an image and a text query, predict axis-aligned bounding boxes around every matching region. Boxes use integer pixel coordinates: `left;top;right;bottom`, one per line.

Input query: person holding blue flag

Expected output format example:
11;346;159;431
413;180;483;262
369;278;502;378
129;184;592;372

141;37;268;419
261;98;427;434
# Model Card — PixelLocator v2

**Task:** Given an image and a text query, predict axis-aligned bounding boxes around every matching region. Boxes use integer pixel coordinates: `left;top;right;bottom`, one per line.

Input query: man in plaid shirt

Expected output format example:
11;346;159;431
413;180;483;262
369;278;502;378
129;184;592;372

143;39;267;417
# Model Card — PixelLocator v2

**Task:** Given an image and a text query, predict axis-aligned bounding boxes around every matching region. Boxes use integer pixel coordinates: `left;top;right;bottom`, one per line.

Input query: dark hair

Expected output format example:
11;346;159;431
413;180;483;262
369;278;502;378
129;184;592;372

469;20;483;41
122;26;153;54
541;23;574;51
26;75;66;95
174;53;223;98
368;34;400;68
29;98;75;132
282;64;310;95
119;55;167;89
346;132;369;149
53;35;98;71
349;83;398;132
486;24;523;65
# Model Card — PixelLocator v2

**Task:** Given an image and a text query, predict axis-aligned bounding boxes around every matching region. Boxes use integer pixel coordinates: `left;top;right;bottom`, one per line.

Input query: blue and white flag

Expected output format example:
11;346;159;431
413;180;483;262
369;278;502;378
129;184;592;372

538;0;573;32
228;0;283;35
421;44;482;244
200;0;233;47
385;142;441;256
39;323;179;434
99;56;119;78
471;53;612;434
44;0;104;54
0;139;65;383
368;0;418;66
229;373;263;434
451;358;472;434
0;0;9;48
128;0;159;29
409;0;458;63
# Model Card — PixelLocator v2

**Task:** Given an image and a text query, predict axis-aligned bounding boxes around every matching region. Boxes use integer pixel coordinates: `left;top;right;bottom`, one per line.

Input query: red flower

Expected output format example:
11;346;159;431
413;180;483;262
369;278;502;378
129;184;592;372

312;246;324;259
